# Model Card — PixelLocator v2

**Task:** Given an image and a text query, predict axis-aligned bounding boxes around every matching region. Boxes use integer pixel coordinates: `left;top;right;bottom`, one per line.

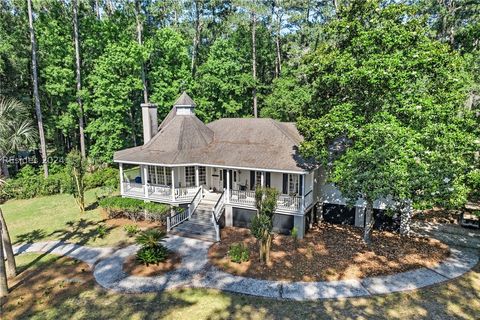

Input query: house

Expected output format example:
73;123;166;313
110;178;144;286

114;92;396;241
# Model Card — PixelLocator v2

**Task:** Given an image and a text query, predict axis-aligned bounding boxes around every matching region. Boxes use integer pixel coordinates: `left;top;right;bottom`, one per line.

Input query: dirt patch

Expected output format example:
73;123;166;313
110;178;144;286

1;256;94;319
123;252;181;277
209;225;450;282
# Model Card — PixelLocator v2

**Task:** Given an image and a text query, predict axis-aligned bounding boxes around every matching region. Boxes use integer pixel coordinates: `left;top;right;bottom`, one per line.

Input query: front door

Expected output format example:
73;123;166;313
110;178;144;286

232;170;239;190
221;169;233;190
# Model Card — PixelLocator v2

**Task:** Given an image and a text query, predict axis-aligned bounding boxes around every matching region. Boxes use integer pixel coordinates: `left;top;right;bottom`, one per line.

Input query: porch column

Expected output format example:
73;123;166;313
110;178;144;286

261;171;265;187
226;169;230;203
119;163;124;195
300;174;305;213
143;165;149;198
195;165;199;187
171;168;175;201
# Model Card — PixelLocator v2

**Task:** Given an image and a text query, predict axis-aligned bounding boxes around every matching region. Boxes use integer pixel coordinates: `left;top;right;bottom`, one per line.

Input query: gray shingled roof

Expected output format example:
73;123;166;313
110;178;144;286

114;102;315;172
174;91;196;106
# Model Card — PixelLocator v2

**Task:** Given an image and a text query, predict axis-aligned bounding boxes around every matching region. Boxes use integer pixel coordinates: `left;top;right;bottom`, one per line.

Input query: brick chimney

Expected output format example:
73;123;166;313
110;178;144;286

141;103;158;144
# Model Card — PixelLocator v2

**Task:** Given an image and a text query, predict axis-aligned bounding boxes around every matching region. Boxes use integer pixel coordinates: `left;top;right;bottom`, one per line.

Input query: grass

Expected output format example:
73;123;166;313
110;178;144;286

1;192;479;319
1;253;479;319
1;189;137;247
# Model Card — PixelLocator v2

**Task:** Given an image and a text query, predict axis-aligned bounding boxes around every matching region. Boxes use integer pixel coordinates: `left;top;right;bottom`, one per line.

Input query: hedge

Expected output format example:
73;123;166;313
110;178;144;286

0;165;119;201
98;196;176;223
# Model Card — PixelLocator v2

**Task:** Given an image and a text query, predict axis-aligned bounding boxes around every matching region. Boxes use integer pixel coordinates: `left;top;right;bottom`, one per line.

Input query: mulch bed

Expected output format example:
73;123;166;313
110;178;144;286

123;252;181;277
413;208;461;224
208;225;450;282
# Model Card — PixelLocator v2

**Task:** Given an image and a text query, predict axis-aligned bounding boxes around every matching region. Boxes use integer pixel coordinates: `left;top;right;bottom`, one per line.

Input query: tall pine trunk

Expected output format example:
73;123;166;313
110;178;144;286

0;208;16;278
0;222;8;299
135;0;148;103
251;9;258;118
27;0;48;178
363;202;374;244
191;0;201;76
73;0;86;159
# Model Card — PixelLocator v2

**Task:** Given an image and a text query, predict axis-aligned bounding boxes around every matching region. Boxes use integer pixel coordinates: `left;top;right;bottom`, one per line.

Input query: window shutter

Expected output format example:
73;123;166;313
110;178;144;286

223;170;227;189
282;174;288;194
299;175;304;196
250;171;255;190
265;172;271;187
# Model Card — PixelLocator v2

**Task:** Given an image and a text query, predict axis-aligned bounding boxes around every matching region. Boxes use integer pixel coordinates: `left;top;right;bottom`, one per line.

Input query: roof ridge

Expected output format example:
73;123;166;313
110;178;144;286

177;117;186;150
269;119;300;145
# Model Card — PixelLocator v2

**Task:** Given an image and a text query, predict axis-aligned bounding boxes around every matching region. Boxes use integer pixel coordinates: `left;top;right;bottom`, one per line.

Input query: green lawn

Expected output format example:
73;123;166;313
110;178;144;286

2;253;480;320
1;189;134;247
1;192;479;319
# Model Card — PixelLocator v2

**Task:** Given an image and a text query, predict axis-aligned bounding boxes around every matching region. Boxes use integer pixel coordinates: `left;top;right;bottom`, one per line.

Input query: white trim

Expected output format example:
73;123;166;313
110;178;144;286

119;163;124;194
115;160;310;175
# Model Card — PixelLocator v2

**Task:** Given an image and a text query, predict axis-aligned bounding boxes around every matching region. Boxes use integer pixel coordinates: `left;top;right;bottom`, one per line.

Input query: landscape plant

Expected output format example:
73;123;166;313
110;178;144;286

251;187;278;264
135;229;169;266
228;243;249;264
65;150;87;213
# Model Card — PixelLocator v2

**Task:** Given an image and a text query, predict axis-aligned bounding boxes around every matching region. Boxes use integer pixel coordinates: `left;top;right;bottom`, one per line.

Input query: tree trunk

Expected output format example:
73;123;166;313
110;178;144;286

0;222;8;299
363;202;374;244
73;0;86;159
333;0;340;12
27;0;48;178
0;208;16;278
400;200;413;236
135;0;148;103
95;0;101;19
191;0;202;76
0;159;9;179
251;9;258;118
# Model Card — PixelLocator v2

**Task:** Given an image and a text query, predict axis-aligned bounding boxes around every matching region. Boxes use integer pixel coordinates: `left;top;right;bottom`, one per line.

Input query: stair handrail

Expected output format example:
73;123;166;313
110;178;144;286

211;191;226;241
190;187;203;218
167;187;203;231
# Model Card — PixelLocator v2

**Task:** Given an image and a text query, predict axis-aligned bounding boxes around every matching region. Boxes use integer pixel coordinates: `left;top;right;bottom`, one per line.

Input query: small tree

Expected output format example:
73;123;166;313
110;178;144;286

251;187;278;264
66;150;86;213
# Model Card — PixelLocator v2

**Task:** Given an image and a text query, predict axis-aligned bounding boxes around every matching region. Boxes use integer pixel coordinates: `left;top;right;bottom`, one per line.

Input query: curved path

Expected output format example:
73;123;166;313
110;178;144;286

13;235;479;301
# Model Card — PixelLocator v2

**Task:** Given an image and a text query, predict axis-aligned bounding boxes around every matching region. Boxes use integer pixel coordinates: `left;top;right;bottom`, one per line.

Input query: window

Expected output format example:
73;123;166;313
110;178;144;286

233;171;237;182
288;174;299;195
185;166;195;187
165;167;172;185
199;166;206;185
148;166;157;184
255;171;262;187
147;166;172;186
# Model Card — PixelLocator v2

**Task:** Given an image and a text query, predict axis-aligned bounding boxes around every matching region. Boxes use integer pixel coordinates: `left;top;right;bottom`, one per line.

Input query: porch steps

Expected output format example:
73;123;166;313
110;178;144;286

169;192;222;242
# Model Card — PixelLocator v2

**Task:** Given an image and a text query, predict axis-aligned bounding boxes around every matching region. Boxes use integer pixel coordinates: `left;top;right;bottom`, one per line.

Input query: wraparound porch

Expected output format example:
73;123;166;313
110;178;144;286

118;163;316;213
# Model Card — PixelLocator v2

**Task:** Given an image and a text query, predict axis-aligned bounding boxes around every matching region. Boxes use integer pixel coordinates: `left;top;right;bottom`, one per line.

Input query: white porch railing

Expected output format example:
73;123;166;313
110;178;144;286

229;189;310;213
121;182;199;203
167;187;204;231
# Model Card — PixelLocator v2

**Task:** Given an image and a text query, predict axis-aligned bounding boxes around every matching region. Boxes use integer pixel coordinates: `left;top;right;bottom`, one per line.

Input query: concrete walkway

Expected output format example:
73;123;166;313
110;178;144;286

13;233;479;301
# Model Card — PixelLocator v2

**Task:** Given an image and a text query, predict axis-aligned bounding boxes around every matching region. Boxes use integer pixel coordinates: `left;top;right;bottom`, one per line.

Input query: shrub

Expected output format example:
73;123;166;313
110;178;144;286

124;224;139;237
96;224;107;239
135;229;169;266
84;166;119;190
98;196;170;222
136;246;169;266
228;243;249;263
291;227;298;240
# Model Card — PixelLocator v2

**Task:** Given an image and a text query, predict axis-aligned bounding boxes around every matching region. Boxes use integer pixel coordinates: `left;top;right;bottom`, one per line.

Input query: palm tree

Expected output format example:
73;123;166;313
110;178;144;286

0;96;37;178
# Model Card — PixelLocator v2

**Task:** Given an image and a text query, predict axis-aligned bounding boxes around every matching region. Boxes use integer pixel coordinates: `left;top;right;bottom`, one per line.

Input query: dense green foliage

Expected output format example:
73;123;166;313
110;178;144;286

135;229;169;266
251;187;279;264
98;196;171;222
227;243;250;264
0;0;478;209
65;150;87;212
0;164;118;201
